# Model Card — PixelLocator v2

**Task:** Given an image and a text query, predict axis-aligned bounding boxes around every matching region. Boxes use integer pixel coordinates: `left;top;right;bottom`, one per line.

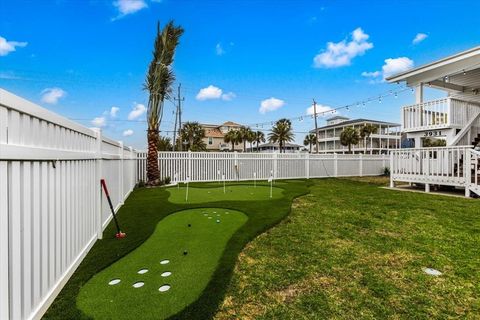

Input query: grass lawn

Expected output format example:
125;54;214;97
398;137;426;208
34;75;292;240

44;180;310;319
214;177;480;319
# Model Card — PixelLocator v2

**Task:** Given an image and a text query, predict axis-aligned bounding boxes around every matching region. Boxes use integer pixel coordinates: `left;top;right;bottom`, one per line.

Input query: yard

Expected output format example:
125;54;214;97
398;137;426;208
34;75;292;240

46;178;480;319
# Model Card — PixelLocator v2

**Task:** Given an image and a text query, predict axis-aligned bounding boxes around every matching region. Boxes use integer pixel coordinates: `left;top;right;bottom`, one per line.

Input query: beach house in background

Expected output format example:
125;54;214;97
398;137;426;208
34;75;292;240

247;142;304;153
311;116;401;154
200;121;243;151
387;45;480;196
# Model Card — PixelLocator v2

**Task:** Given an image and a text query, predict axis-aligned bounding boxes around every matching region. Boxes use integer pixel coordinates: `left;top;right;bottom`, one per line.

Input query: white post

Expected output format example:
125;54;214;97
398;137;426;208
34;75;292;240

273;152;278;181
129;147;134;188
390;152;395;188
119;141;124;204
359;154;363;177
188;150;192;182
465;150;471;197
234;151;239;181
0;160;9;319
253;172;256;188
185;177;189;202
425;149;430;192
306;153;310;179
334;153;338;177
93;128;103;239
415;83;424;104
222;173;226;193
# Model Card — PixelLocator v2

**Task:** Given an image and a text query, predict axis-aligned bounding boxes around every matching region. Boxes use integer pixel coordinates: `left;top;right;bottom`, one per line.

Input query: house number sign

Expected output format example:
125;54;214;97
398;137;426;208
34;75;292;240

424;130;444;137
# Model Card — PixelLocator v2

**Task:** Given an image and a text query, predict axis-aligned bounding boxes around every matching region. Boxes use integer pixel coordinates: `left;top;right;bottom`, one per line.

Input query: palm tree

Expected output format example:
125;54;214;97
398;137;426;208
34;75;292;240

224;129;242;152
253;131;265;152
180;122;206;151
303;133;316;153
340;126;360;153
157;136;173;151
268;118;294;153
144;21;184;184
359;124;378;154
239;127;253;152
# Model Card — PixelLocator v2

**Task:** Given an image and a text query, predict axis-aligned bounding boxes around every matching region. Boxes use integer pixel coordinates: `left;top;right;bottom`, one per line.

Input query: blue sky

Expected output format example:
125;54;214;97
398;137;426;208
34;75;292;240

1;0;480;148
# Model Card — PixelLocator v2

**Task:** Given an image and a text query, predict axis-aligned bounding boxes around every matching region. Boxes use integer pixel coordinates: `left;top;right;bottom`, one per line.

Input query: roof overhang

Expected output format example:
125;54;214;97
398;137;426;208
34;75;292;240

386;46;480;87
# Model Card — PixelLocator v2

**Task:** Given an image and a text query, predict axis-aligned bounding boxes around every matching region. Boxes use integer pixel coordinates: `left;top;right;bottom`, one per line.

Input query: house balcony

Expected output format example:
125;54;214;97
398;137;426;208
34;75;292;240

401;97;480;133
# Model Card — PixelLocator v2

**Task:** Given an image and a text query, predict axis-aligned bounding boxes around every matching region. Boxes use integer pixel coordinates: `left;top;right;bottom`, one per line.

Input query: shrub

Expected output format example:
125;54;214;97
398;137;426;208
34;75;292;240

164;176;171;185
383;166;390;176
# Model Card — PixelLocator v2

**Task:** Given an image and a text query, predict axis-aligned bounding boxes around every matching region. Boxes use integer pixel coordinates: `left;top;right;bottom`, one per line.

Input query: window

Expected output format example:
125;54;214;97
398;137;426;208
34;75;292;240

208;137;213;145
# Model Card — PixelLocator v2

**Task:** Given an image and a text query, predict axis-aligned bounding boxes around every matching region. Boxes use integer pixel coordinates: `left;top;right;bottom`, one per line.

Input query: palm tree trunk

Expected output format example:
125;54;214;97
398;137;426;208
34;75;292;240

147;129;160;183
231;143;235;152
309;143;312;153
348;143;352;154
243;140;246;152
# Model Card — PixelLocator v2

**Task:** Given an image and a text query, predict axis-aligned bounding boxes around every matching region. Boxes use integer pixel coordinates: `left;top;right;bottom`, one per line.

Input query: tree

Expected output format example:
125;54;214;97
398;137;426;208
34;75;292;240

359;124;378;153
180;122;206;151
253;131;265;152
157;136;173;151
303;133;316;153
268;118;294;153
340;126;360;153
144;21;184;184
224;129;242;152
239;126;254;152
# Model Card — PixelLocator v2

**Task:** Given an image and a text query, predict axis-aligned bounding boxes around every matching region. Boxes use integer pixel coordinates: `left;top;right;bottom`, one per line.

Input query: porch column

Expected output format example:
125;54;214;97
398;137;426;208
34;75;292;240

415;83;424;104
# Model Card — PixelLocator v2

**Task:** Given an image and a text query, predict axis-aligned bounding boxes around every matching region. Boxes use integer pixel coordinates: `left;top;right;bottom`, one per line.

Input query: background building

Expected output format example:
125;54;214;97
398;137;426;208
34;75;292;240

247;142;303;153
311;116;401;154
200;121;243;151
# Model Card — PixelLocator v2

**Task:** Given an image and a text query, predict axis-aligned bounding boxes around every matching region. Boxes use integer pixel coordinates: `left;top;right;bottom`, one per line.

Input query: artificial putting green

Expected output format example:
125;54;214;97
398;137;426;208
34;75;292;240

77;208;247;319
167;184;284;203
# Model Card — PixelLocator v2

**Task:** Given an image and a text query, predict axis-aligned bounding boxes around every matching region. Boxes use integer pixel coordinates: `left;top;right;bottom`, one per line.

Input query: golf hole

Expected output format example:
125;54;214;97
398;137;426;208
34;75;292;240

132;282;144;288
159;285;171;292
161;271;172;277
160;260;170;265
108;279;121;285
137;269;148;274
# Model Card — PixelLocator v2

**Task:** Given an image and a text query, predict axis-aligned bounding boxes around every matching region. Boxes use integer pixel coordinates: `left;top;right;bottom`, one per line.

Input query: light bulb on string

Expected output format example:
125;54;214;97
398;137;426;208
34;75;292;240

378;96;382;103
394;92;398;98
463;69;467;75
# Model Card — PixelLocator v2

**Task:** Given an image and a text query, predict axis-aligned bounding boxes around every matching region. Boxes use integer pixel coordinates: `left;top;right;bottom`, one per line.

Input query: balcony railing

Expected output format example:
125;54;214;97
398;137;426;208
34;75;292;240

401;98;480;132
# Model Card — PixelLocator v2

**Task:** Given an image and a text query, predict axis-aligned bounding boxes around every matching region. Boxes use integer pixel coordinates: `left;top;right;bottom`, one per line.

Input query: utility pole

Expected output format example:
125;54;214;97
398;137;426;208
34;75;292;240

313;99;320;153
174;83;184;151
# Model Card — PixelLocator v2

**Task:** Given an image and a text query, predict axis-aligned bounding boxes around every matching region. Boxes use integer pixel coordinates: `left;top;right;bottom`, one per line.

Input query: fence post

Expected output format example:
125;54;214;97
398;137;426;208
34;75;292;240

93;128;103;239
119;141;124;205
425;150;430;192
129;147;134;188
306;153;310;179
390;152;395;188
359;154;363;177
334;153;338;177
188;150;192;181
0;160;9;319
273;152;278;180
465;149;471;197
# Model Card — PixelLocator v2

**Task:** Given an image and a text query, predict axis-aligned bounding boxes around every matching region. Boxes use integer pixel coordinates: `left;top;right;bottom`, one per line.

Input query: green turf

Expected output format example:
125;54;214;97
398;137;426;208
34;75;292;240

44;180;310;319
77;208;247;319
167;185;283;204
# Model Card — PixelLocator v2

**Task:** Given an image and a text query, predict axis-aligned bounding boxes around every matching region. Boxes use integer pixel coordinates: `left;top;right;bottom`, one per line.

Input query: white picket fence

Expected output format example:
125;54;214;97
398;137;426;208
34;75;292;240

0;89;138;320
136;151;389;183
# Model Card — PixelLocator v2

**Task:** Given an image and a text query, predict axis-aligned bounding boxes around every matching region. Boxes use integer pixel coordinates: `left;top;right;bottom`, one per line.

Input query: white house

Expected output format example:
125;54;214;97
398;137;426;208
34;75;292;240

387;46;480;196
311;116;401;154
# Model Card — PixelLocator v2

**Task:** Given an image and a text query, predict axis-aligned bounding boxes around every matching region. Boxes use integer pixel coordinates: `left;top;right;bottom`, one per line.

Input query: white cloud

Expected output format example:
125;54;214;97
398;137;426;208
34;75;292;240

382;57;414;78
361;57;414;81
259;97;285;114
0;36;27;56
313;27;373;68
112;0;147;20
41;87;66;104
110;106;120;117
221;92;236;101
91;117;107;128
123;129;134;137
216;43;225;55
412;33;428;45
361;71;381;78
196;85;223;100
306;104;336;117
128;103;146;120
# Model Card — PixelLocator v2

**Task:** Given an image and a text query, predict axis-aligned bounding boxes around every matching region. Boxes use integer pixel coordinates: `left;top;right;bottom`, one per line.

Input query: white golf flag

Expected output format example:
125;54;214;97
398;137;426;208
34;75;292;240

253;172;256;177
186;176;191;183
222;174;225;180
268;176;273;183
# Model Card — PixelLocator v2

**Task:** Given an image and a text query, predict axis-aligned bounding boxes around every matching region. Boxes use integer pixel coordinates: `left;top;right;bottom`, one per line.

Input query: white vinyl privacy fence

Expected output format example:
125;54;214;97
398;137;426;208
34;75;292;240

137;151;389;183
0;89;138;320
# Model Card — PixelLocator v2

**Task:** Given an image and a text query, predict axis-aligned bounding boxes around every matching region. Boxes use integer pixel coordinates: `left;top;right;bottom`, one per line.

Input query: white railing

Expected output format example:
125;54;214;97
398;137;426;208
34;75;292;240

401;98;480;132
136;151;390;183
390;146;472;189
467;149;480;196
0;89;138;320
